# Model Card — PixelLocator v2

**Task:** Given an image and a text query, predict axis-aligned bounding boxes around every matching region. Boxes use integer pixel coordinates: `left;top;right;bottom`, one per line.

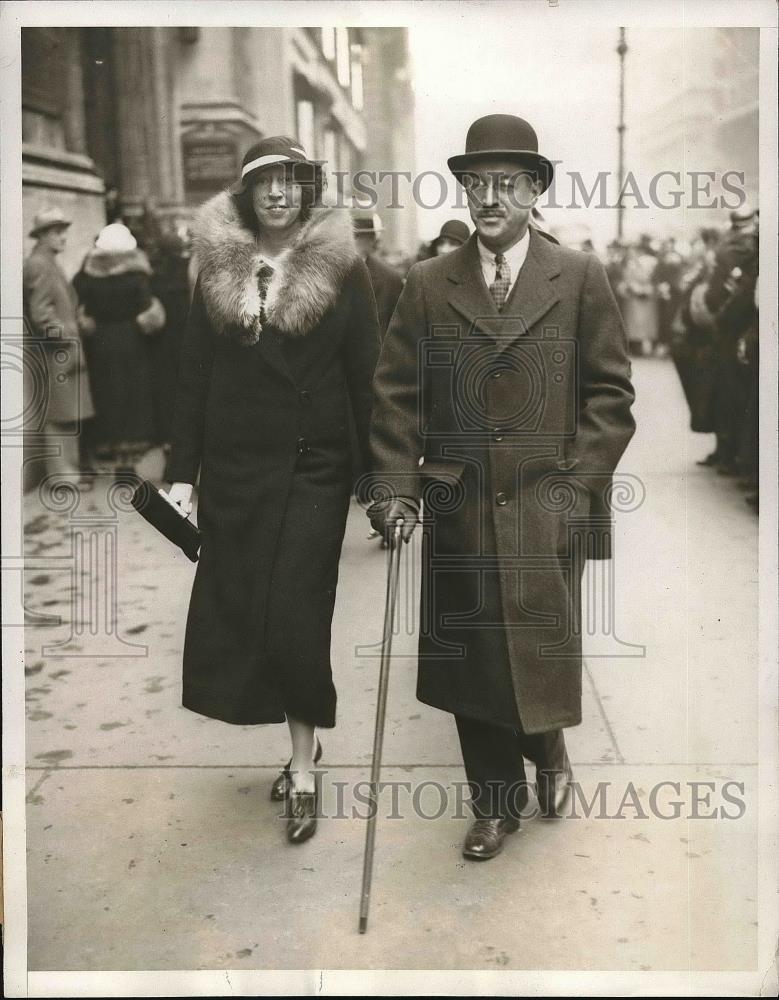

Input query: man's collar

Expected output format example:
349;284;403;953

476;227;530;270
477;227;530;262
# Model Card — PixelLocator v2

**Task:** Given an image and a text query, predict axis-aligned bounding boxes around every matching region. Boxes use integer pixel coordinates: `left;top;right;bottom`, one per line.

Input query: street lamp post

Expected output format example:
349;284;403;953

616;27;628;243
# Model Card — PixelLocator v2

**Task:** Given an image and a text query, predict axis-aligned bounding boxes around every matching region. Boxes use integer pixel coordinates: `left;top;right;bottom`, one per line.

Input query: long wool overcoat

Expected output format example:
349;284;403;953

23;243;94;426
167;194;380;727
370;229;636;733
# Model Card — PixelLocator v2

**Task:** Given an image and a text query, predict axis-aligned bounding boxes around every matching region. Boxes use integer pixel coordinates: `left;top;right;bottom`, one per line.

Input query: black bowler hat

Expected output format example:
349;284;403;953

232;136;317;193
432;219;470;247
447;114;554;193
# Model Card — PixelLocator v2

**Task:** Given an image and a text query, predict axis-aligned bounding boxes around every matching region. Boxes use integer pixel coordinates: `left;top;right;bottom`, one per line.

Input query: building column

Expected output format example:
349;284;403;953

111;27;178;212
62;29;88;155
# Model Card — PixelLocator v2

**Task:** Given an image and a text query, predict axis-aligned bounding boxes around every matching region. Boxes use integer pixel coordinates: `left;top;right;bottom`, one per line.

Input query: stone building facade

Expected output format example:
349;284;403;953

632;27;759;237
22;25;418;275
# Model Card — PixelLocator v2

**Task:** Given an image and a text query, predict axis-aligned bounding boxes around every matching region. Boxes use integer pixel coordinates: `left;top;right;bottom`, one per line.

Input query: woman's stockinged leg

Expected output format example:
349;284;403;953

287;715;317;794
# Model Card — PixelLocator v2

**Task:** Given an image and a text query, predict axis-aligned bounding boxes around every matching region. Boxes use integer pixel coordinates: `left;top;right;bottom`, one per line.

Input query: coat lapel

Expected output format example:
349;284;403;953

253;329;296;384
447;229;561;350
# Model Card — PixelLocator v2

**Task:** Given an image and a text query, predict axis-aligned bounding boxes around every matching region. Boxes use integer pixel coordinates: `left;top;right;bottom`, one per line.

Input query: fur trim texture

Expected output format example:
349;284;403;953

192;191;357;344
82;247;152;278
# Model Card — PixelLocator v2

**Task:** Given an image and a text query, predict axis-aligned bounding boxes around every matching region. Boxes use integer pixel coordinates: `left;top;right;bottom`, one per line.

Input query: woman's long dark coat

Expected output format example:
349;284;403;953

148;240;192;445
73;248;156;448
167;194;380;726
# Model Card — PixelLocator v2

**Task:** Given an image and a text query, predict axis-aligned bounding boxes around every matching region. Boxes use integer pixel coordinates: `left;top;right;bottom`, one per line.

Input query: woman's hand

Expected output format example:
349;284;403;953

136;296;166;335
76;304;96;337
166;482;194;517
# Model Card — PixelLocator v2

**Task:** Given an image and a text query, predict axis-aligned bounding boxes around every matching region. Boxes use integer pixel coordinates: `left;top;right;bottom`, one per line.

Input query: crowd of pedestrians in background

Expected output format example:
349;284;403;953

601;208;760;512
23;193;760;513
23;202;191;484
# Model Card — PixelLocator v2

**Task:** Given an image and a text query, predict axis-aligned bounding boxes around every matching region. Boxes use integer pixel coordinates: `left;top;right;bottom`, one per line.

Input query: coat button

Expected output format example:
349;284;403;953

491;371;502;380
493;427;504;442
495;491;508;506
296;436;308;454
299;389;311;404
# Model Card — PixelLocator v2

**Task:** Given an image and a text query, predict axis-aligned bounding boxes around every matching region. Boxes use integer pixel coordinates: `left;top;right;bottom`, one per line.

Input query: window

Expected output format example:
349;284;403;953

321;27;336;60
335;28;351;87
296;100;315;158
339;137;352;196
22;28;68;118
21;28;69;149
350;44;364;110
323;128;338;172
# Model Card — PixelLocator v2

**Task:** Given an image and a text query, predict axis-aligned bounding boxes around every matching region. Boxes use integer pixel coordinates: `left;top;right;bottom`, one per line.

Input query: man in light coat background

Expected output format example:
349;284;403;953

368;114;636;861
23;206;94;479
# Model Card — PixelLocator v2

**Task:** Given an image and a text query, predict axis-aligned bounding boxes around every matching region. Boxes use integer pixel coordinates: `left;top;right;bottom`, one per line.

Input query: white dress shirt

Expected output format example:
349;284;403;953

477;227;531;297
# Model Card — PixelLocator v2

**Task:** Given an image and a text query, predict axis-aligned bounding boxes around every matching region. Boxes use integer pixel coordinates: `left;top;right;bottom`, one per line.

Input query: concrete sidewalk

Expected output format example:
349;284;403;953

23;359;760;973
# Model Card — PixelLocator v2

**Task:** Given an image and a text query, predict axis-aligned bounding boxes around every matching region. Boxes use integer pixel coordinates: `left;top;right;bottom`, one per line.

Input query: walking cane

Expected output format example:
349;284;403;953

359;520;404;934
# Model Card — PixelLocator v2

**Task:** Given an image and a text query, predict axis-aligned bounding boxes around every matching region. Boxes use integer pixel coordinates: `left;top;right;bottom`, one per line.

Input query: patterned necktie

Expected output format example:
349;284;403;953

489;253;511;311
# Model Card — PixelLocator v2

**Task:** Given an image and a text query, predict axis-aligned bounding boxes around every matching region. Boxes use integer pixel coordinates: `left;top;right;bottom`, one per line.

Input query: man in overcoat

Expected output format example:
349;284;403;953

701;206;759;476
368;114;636;860
23;206;94;478
352;210;404;338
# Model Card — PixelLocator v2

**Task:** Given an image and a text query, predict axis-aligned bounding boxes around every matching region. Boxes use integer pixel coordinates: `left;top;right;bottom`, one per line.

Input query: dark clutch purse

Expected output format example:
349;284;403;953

130;480;201;563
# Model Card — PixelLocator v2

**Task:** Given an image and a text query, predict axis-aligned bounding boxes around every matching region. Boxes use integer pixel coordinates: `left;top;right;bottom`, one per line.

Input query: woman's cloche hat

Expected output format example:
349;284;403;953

432;219;471;248
95;222;138;253
233;136;317;194
447;114;555;193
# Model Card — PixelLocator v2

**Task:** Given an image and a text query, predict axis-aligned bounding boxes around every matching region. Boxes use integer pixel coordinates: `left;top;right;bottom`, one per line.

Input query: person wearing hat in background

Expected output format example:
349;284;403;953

431;219;471;257
73;223;166;484
695;204;759;478
352;208;405;542
146;231;194;453
164;137;380;844
368;114;635;861
352;209;404;339
618;233;659;356
23;206;95;480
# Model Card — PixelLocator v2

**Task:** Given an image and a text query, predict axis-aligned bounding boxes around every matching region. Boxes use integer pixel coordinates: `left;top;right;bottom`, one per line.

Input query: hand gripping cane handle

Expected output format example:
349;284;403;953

359;521;404;933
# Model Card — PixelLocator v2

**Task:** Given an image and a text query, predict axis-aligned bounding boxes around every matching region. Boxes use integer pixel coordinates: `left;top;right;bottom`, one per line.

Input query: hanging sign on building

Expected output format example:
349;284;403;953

181;127;240;201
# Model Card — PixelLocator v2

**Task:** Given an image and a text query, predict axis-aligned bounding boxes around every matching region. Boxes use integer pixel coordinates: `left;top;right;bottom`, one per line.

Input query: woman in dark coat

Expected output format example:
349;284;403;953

165;138;380;843
147;233;193;448
74;223;165;476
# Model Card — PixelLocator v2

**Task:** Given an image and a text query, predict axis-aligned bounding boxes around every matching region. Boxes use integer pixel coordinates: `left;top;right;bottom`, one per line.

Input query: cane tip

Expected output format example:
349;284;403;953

359;915;368;934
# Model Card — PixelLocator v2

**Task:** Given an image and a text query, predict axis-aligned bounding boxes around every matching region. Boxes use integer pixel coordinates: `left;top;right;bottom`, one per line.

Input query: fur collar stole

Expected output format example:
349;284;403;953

193;191;357;344
82;247;152;278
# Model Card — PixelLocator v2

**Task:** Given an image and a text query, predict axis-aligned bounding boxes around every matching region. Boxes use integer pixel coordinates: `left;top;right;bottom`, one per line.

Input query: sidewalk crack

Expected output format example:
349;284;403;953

584;659;625;764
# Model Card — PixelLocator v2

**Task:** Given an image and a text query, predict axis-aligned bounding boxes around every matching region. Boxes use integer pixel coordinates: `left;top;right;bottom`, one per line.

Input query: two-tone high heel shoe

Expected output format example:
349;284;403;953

269;737;323;802
286;785;319;844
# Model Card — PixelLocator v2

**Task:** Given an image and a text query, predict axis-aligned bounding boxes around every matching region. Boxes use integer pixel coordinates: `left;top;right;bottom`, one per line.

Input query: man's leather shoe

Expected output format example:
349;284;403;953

536;760;573;818
462;817;520;861
270;738;323;801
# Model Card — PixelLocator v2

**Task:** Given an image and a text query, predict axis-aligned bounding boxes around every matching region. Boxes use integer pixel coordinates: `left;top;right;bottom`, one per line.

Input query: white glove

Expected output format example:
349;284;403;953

166;482;193;517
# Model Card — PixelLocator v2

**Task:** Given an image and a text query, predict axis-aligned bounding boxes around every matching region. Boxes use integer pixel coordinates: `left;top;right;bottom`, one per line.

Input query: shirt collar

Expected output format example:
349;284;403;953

477;227;531;274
